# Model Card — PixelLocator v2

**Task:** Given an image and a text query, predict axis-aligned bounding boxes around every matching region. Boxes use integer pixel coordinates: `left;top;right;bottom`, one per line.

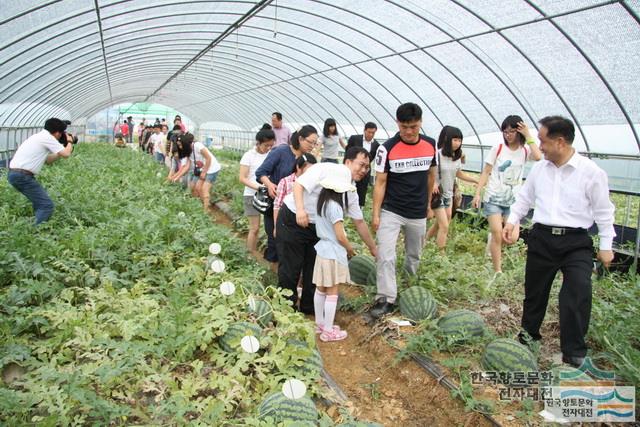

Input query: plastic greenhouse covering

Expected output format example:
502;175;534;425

1;0;639;193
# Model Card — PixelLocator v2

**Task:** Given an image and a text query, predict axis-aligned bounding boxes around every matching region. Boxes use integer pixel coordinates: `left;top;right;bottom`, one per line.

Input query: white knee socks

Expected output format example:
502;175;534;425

313;290;326;327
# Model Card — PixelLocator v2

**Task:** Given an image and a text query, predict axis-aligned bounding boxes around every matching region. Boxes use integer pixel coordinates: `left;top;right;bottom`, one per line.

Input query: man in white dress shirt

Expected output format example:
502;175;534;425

503;116;615;368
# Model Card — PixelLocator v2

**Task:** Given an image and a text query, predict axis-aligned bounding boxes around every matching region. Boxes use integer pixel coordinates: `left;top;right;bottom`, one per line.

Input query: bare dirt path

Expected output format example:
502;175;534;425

208;203;493;426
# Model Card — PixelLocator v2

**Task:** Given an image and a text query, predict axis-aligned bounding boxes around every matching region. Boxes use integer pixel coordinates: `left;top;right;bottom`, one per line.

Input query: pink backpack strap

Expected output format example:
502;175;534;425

496;143;503;159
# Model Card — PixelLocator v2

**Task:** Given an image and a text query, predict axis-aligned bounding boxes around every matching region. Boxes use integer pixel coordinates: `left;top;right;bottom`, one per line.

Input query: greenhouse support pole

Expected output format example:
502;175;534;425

634;202;640;273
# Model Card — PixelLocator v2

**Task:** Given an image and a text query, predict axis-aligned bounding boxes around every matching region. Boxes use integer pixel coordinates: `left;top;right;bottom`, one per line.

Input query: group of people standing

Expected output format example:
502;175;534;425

237;106;615;367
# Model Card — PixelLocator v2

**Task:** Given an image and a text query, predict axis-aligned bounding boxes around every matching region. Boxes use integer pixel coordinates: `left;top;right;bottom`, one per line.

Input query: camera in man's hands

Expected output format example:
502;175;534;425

58;131;78;147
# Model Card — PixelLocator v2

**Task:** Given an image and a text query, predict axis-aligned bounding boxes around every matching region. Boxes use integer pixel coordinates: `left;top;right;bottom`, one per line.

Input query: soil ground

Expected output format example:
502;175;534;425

209;204;495;426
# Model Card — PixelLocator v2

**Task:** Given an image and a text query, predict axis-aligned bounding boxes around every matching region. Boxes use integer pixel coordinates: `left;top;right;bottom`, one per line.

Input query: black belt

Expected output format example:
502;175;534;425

534;223;587;236
9;168;34;176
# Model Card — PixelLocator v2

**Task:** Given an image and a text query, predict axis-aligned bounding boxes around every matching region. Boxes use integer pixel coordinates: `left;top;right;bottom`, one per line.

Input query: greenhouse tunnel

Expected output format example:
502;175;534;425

1;0;639;263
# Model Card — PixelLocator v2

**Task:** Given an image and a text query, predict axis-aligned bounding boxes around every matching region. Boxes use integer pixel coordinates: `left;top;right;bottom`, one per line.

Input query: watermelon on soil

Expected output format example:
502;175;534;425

349;255;376;286
398;287;437;321
437;309;486;341
482;338;538;373
219;321;262;353
258;391;318;424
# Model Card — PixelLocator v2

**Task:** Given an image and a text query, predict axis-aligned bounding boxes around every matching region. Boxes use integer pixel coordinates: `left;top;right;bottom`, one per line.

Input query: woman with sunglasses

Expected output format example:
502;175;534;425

472;115;542;274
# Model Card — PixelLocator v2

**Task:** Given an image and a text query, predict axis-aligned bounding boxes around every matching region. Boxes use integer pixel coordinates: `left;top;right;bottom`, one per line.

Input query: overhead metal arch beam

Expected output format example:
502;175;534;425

137;0;275;105
179;35;394;130
387;0;539;136
92;0;113;106
524;0;639;153
0;0;63;26
287;1;488;138
161;54;339;131
449;0;592;152
184;45;368;133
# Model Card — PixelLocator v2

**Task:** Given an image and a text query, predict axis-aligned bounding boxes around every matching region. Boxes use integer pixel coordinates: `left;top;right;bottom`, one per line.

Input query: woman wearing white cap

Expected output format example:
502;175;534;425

312;174;356;342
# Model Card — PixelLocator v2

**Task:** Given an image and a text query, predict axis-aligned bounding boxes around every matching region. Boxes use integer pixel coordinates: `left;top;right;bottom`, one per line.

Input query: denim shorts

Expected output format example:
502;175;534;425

483;201;510;217
191;171;219;183
432;196;452;209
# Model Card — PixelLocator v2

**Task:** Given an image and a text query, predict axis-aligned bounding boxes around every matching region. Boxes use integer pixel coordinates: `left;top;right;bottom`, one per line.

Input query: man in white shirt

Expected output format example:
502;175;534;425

502;115;615;368
8;118;74;224
276;147;377;313
271;112;292;147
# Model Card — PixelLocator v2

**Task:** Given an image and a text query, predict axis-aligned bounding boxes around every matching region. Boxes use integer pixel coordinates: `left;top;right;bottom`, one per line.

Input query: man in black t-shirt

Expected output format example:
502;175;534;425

369;103;437;319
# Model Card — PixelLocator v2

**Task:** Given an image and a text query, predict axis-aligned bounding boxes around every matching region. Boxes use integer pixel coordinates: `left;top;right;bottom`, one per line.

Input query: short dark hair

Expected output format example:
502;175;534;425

323;118;338;137
272;112;283;121
364;122;377;131
539;115;575;143
344;146;369;163
172;124;182;131
396;103;422;122
44;118;67;134
290;125;317;150
438;125;463;161
292;152;317;174
501;115;525;145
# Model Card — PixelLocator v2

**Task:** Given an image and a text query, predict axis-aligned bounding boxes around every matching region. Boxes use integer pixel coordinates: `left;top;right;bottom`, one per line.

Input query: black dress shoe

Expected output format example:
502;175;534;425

562;355;586;368
370;302;396;319
369;297;386;311
517;330;541;346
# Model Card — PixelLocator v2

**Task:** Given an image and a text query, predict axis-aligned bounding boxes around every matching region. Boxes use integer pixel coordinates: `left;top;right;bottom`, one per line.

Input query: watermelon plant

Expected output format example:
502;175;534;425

0;144;330;425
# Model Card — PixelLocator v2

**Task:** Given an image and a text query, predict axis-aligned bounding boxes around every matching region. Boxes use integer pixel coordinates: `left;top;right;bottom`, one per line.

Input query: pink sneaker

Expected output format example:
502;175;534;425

320;328;348;342
315;324;342;334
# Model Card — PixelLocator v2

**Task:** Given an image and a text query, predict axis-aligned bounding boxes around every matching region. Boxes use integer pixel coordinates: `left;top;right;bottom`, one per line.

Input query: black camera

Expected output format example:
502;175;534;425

58;120;78;147
58;131;78;147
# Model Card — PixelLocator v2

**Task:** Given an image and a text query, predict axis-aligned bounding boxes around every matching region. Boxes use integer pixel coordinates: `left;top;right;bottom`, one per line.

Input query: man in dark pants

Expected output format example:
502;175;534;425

503;115;614;368
126;116;134;145
277;148;377;313
8;118;74;225
345;122;379;207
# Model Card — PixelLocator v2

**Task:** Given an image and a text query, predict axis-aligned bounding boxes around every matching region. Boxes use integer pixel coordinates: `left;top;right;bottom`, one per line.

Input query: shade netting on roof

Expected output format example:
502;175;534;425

1;1;639;182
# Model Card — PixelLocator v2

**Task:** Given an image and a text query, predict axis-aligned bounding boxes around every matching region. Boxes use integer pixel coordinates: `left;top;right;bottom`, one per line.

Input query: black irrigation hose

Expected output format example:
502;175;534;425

410;353;503;427
320;368;349;405
212;198;501;424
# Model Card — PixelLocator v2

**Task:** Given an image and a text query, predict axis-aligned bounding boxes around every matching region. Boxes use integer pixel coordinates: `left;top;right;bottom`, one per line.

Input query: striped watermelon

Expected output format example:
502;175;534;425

248;299;273;327
366;268;377;287
482;338;538;373
398;287;437;321
258;391;318;424
219;321;262;353
287;339;323;376
437;309;486;341
240;281;266;295
349;255;376;286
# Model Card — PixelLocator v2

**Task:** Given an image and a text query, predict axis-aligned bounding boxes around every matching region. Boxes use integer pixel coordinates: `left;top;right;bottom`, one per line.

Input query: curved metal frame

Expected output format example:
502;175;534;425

0;0;638;159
